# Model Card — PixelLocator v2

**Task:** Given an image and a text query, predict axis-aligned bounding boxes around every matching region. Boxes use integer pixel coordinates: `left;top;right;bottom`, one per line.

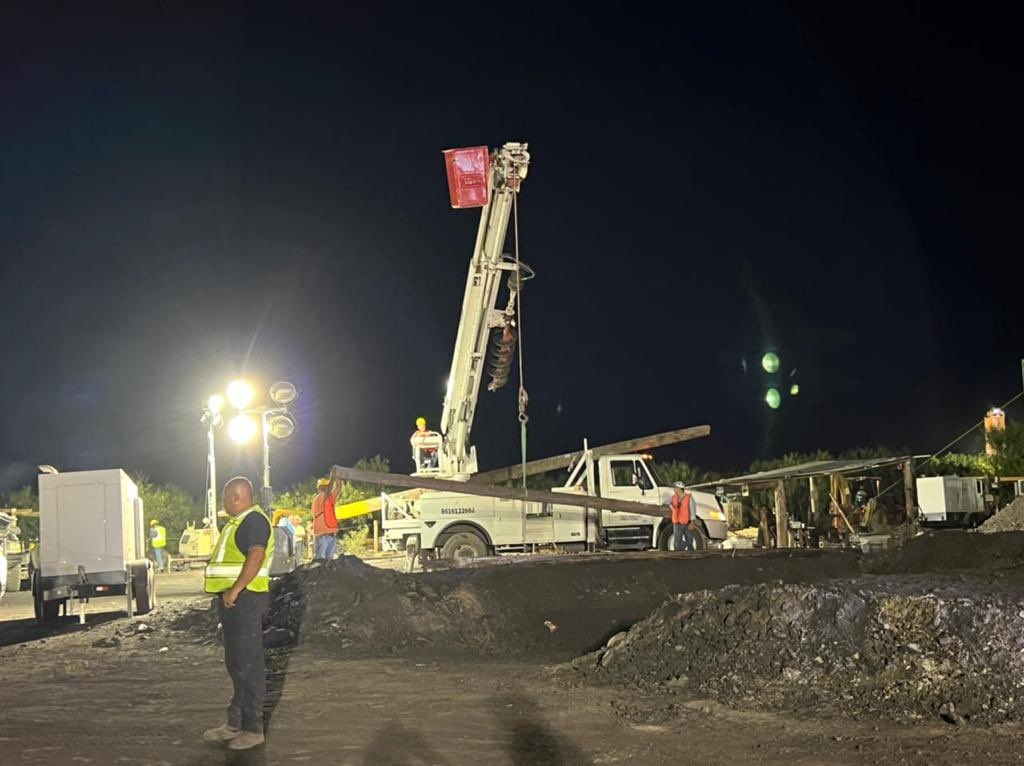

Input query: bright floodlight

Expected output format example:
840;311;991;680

228;414;258;444
765;388;781;409
761;352;780;374
790;384;800;396
227;380;255;410
207;394;225;413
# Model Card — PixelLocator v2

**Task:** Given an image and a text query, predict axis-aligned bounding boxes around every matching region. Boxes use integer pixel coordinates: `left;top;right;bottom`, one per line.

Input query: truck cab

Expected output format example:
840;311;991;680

554;453;728;550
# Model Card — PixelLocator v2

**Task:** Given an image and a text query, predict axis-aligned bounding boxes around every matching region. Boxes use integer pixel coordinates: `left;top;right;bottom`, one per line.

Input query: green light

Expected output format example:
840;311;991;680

790;384;800;396
765;388;781;409
761;352;780;373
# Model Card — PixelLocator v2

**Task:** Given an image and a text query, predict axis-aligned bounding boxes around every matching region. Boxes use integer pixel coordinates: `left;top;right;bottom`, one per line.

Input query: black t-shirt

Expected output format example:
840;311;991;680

235;510;271;554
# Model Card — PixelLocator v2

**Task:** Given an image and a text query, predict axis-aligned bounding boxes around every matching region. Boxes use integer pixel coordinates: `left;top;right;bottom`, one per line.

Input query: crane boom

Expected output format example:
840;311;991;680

430;142;531;480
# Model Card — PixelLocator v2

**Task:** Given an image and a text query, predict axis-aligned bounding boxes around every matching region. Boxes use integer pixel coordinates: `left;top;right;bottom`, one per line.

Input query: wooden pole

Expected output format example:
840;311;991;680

329;465;671;520
774;480;789;548
473;425;711;484
372;519;380;553
902;460;916;523
808;476;819;529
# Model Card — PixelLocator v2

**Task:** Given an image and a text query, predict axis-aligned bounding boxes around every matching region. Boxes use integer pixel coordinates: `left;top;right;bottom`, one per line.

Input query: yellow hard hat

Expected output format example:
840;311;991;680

416;417;427;427
317;477;330;488
150;519;159;525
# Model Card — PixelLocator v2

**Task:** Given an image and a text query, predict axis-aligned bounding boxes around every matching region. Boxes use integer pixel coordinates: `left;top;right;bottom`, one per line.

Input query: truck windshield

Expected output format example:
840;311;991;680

644;460;664;487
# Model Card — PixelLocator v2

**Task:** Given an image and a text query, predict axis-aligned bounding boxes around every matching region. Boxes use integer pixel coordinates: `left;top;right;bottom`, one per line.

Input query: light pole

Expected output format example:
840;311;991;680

225;380;298;509
200;395;225;532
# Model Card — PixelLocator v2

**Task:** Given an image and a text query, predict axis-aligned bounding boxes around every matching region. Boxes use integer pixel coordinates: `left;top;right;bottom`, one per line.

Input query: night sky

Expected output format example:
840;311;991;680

1;4;1021;497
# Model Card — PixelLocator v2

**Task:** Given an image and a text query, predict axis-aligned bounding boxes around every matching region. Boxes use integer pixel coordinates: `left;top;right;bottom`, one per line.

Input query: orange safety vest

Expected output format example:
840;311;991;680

671;493;694;525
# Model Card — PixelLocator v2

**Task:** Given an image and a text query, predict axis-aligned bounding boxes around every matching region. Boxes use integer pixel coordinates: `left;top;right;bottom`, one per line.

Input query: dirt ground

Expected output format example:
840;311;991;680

1;540;1023;765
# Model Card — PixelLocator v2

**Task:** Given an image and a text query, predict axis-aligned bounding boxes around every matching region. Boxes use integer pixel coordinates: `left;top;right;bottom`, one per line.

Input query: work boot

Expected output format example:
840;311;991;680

227;731;266;750
202;724;241;743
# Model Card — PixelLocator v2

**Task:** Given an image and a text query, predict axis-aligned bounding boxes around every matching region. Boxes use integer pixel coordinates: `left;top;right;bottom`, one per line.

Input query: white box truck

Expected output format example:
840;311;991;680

915;475;994;528
33;469;154;624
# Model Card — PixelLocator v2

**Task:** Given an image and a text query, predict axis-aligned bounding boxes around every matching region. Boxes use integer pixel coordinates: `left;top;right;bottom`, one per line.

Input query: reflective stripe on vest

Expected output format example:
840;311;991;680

204;507;274;594
152;525;167;548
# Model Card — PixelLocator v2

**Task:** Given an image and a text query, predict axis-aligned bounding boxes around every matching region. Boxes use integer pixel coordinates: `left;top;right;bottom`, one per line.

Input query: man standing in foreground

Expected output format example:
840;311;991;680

202;477;274;751
670;481;696;552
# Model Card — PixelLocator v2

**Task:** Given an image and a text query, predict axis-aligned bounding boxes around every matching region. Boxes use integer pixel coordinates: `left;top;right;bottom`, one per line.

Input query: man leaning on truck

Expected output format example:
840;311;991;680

202;476;274;751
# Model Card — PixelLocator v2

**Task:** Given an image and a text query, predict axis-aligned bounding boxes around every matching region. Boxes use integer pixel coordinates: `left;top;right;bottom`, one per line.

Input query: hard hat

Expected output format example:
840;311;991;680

150;519;159;525
416;417;427;427
317;477;330;488
673;482;686;489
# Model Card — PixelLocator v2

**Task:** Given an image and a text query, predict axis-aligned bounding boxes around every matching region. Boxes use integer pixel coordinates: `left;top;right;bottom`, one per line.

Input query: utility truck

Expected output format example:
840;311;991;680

379;142;726;560
916;475;994;528
33;468;154;624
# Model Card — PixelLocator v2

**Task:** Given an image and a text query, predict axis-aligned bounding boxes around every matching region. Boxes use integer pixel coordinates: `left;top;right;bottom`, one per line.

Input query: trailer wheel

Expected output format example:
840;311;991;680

439;531;487;560
133;565;155;615
32;570;60;624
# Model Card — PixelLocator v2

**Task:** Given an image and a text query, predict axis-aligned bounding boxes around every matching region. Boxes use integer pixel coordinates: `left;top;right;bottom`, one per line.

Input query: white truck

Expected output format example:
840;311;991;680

382;448;727;557
915;475;994;528
33;469;154;624
380;141;727;559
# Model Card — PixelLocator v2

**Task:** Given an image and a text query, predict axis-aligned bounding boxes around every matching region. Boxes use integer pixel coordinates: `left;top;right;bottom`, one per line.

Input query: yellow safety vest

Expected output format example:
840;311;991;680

151;525;167;548
204;507;274;594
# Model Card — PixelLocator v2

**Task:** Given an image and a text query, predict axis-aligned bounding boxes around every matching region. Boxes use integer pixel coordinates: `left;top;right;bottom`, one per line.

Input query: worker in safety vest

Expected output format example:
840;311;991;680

149;519;168;572
670;482;696;552
311;477;339;561
410;416;440;470
202;477;274;751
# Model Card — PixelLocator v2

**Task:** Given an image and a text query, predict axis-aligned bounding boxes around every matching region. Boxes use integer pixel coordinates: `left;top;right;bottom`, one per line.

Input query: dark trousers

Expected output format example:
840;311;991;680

216;590;269;734
673;523;695;551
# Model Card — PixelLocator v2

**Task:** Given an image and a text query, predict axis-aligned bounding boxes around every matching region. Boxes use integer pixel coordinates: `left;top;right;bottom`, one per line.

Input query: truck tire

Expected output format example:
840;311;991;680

658;523;708;551
439;531;488;560
690;522;709;551
133;565;155;615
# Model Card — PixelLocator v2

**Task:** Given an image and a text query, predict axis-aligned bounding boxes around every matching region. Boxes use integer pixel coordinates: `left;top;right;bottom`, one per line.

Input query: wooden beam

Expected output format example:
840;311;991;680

329;465;671;520
474;425;711;484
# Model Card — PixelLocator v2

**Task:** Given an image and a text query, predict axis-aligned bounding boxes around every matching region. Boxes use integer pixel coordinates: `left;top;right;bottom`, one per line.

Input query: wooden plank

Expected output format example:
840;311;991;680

329;465;671;520
474;425;711;484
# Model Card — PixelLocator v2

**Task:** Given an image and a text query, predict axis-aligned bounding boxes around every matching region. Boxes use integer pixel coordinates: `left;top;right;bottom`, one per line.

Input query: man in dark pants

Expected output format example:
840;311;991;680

670;481;696;552
202;477;275;751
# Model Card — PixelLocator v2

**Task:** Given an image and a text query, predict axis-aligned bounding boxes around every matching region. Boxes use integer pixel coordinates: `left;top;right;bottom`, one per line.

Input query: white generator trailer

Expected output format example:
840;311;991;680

33;469;154;624
915;475;994;528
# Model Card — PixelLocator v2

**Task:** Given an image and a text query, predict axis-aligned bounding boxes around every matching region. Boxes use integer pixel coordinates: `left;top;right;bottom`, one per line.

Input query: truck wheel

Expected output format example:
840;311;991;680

133;566;155;615
657;525;672;551
690;523;708;551
439;532;487;560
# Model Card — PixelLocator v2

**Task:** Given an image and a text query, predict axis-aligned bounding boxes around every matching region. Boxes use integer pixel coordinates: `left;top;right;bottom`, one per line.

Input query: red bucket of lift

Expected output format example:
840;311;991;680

443;146;490;209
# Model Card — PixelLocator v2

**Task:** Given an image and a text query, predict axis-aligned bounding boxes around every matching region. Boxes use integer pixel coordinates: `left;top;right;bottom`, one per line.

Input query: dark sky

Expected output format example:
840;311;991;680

1;3;1021;496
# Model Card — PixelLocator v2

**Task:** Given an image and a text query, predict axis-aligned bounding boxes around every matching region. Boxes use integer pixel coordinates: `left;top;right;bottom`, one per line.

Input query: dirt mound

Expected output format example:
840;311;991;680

980;497;1024;533
568;576;1024;724
262;550;861;660
862;530;1024;574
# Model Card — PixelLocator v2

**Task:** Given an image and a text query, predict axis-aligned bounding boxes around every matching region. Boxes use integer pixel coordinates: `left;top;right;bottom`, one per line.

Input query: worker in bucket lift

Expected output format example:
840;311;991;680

410;416;440;470
670;482;697;552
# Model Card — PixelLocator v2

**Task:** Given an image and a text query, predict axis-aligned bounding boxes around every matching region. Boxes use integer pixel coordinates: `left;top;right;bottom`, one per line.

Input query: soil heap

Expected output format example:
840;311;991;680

979;497;1024;534
569;575;1024;724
